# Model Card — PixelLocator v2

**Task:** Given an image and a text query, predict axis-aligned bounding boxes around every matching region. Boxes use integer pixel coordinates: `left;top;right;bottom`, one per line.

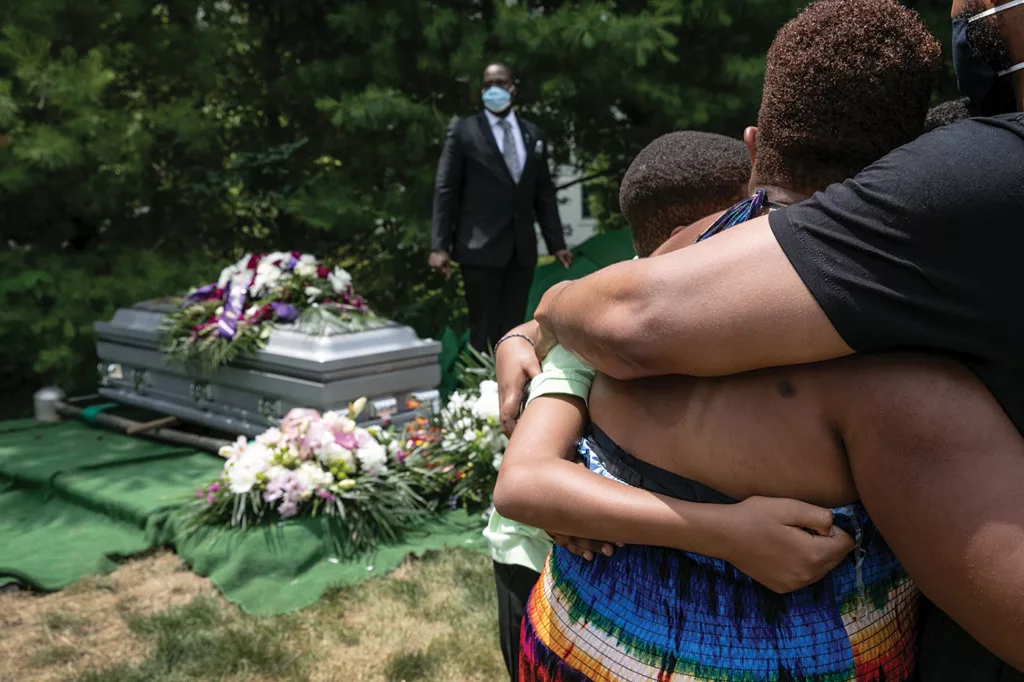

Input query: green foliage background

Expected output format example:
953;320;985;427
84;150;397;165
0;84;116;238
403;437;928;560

0;0;960;416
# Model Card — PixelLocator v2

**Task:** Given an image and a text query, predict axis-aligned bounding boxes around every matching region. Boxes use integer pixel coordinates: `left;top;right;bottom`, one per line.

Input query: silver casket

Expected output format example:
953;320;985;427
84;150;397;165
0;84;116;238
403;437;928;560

94;299;442;437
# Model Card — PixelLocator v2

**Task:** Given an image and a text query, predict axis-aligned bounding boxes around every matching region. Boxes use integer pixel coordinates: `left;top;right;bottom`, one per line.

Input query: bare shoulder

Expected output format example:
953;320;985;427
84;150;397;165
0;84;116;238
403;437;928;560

832;352;1012;448
849;352;985;397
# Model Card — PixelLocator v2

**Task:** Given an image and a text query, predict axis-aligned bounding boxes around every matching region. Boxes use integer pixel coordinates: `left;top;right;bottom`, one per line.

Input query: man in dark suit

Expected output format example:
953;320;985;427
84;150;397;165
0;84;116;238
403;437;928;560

430;63;572;352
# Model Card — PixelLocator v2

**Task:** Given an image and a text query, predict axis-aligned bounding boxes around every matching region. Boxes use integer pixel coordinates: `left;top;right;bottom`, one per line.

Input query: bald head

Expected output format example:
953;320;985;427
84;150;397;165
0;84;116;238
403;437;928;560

483;63;514;89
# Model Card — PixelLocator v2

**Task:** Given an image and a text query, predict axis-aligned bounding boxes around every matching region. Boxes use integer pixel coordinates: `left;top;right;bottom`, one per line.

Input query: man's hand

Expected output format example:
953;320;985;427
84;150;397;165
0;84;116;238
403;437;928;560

428;250;451;277
554;249;573;269
549;532;621;561
496;321;542;436
721;496;854;594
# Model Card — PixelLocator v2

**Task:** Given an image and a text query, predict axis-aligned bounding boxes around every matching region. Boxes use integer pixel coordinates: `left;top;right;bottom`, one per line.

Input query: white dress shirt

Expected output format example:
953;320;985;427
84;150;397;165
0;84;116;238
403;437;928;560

485;109;527;178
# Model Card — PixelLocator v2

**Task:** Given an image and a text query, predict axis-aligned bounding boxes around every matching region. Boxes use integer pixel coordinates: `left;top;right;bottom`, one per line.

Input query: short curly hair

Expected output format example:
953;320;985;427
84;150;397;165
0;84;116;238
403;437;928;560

755;0;941;195
619;131;750;257
924;98;972;133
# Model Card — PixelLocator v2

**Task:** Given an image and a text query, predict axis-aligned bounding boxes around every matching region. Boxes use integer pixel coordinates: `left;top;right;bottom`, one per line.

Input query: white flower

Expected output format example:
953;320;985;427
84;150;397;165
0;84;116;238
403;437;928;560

447;391;467;411
255;427;285;448
251;261;283;296
217;254;250;289
295;262;317;278
238;442;274;471
356;439;389;475
492;453;503;470
224;442;273;495
226;462;260;494
463;429;477;442
218;435;247;460
322;441;356;471
322;411;357;434
327;266;353;293
472;388;500;421
296;461;334;491
266;465;288;480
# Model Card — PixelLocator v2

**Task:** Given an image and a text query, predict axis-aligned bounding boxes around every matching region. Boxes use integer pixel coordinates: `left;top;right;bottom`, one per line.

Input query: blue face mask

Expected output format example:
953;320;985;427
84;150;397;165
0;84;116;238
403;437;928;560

952;0;1024;104
482;86;512;114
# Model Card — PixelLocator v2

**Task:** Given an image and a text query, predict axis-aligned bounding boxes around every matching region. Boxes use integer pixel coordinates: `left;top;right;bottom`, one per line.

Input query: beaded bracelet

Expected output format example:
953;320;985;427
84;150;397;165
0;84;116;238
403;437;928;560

494;332;536;352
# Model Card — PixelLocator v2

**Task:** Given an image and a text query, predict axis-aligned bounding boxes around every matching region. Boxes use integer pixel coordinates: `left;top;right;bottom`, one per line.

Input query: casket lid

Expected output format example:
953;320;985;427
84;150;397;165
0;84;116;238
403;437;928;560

94;299;440;377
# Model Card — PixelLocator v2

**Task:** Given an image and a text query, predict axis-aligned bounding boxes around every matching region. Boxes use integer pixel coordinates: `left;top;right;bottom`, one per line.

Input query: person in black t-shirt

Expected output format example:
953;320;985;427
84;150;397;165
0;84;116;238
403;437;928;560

499;0;1024;678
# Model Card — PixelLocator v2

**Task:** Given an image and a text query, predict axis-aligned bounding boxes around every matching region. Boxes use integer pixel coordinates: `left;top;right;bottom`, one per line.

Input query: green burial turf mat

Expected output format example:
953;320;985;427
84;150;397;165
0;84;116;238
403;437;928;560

0;420;194;486
0;488;153;591
53;451;224;526
0;420;488;614
150;507;488;616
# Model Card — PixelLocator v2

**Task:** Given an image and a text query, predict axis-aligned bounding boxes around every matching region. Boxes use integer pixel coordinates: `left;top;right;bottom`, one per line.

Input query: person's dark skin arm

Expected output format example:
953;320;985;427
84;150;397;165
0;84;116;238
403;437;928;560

494;394;856;594
842;354;1024;671
532;216;851;380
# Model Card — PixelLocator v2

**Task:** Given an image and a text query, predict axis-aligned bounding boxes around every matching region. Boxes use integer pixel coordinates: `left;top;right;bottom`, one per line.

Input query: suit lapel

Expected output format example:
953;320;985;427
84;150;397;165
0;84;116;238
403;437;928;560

476;111;514;182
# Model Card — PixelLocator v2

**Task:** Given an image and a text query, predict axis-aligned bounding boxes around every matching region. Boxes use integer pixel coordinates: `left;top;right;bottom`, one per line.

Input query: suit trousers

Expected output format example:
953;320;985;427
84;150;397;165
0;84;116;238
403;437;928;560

493;560;542;682
461;256;535;352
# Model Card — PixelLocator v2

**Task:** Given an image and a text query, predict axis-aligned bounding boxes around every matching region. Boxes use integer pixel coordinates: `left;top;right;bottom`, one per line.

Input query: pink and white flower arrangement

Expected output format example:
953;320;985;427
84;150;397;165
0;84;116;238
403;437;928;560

162;251;375;372
190;399;429;555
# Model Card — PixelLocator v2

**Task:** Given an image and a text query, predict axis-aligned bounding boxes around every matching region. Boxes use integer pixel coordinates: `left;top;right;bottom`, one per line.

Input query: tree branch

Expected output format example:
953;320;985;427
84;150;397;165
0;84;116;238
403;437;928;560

555;166;625;191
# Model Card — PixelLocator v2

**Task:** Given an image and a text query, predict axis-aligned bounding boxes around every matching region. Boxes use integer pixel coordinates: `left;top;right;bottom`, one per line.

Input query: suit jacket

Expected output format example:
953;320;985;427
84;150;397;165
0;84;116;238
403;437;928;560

431;111;566;269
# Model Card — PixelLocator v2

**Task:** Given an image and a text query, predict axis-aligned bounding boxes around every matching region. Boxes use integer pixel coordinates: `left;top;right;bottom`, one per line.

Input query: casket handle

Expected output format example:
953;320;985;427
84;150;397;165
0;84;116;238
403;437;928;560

258;397;282;421
190;380;213;404
132;368;149;393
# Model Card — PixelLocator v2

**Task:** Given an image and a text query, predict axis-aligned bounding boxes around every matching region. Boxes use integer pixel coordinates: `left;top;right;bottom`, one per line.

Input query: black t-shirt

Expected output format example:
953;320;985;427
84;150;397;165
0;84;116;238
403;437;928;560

771;113;1024;432
770;113;1024;679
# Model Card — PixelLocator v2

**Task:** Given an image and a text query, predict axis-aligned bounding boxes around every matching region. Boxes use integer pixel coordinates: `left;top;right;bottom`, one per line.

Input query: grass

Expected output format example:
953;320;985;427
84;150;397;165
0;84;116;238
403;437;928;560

3;548;503;682
30;645;81;667
40;611;92;635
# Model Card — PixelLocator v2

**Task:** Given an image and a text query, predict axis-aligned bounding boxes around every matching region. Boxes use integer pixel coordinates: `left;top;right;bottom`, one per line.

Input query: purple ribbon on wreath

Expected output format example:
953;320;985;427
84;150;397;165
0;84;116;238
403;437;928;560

185;283;219;305
218;276;248;338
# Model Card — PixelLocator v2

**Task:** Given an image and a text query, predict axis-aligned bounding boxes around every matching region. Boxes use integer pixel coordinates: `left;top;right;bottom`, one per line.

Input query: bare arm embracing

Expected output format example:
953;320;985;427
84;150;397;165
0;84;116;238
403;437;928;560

532;216;851;380
843;355;1024;671
493;394;855;593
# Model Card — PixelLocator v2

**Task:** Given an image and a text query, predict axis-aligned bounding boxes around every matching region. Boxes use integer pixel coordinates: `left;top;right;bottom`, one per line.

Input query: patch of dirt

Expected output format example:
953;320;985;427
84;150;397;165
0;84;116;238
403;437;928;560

0;551;215;681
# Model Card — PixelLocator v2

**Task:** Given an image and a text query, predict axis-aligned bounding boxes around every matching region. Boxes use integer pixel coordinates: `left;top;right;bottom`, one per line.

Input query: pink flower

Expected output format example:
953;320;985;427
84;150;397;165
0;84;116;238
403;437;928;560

208;482;221;493
395;450;407;465
316;489;335;502
316;266;329;279
280;408;321;438
196;488;205;499
334;431;358;451
299;420;334;460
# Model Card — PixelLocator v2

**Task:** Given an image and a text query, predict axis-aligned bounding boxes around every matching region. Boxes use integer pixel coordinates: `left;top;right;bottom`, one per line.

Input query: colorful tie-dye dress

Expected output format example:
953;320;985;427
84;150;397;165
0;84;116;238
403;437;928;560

519;427;920;682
